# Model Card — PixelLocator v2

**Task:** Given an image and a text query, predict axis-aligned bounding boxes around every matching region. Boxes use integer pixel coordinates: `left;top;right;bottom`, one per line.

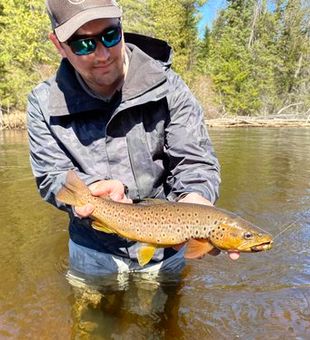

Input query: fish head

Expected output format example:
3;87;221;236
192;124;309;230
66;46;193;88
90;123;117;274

208;214;273;253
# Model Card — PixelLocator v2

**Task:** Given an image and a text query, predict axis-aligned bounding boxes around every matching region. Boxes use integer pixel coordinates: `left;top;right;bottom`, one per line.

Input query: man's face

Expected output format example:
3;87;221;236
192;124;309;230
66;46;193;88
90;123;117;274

52;18;126;95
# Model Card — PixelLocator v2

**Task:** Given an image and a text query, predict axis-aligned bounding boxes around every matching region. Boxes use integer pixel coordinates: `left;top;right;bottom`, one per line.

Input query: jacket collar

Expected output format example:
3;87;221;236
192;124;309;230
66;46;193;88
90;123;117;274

48;35;171;117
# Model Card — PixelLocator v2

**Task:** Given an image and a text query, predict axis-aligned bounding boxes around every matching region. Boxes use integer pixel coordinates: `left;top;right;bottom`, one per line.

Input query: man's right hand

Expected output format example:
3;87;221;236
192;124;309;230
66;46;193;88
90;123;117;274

74;179;132;218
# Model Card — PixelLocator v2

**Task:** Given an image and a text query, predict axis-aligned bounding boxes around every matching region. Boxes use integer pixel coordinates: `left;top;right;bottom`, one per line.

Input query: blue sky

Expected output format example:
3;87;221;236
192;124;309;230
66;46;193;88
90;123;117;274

198;0;227;37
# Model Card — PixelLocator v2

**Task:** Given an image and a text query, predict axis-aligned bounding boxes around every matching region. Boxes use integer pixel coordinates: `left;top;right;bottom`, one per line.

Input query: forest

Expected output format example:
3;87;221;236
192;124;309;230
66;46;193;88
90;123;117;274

0;0;309;127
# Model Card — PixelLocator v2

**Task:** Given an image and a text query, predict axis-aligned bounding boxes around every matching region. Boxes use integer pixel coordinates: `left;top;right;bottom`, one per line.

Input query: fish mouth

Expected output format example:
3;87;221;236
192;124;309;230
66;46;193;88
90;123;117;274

251;241;273;252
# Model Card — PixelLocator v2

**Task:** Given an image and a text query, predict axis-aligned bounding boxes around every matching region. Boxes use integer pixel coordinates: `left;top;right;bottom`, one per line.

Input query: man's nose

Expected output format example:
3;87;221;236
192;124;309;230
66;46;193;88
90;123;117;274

95;42;110;60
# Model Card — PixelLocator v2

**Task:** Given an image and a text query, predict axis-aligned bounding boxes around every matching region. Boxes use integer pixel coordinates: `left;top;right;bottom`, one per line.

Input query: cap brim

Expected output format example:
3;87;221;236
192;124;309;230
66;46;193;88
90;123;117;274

55;6;122;42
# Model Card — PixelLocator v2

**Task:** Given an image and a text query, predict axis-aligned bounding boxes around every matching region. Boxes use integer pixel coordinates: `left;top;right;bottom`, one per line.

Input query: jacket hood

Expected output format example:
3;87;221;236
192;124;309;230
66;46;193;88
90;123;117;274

124;32;173;67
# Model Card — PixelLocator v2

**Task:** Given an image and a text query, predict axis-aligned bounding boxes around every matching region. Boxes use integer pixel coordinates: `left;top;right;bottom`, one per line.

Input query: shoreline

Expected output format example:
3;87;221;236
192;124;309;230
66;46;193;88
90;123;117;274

1;116;310;131
206;116;310;128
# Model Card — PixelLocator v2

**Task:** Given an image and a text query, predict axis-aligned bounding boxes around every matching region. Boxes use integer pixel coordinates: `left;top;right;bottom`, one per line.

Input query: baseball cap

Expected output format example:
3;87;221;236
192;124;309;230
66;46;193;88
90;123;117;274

46;0;122;42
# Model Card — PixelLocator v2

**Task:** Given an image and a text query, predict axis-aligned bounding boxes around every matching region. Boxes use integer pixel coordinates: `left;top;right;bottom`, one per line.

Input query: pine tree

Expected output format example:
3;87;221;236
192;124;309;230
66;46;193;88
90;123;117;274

149;0;205;82
0;0;57;110
207;0;261;115
118;0;153;35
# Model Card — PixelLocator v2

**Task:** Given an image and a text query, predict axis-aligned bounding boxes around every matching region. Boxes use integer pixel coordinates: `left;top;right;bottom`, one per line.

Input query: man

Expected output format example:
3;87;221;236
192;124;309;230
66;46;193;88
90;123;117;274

27;0;239;277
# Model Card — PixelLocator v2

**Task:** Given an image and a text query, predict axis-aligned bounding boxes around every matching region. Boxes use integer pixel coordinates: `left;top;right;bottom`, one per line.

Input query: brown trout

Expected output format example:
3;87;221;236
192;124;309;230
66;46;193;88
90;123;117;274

56;171;273;266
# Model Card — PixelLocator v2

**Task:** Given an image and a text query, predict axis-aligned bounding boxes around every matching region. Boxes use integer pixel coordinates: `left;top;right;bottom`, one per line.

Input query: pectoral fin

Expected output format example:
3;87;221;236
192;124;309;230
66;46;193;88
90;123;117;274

172;242;186;251
185;239;219;259
91;219;115;234
137;244;157;267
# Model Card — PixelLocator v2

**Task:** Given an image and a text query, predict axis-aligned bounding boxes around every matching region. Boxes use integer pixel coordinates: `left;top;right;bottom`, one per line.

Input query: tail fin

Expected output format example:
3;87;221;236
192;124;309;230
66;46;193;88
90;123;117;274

56;170;90;207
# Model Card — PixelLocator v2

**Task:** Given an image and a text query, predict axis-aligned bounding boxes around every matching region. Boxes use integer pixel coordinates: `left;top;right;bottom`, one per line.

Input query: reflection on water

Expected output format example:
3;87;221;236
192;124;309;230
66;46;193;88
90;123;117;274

67;270;185;338
0;128;309;338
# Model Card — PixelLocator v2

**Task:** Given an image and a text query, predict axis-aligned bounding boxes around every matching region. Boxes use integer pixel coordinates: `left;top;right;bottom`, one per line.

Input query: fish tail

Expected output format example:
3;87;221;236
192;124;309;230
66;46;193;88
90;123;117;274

56;170;90;207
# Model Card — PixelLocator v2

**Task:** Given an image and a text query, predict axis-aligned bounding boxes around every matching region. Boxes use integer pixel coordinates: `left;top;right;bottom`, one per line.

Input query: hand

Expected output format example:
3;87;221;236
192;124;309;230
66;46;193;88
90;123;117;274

178;192;213;206
178;192;240;261
75;179;132;218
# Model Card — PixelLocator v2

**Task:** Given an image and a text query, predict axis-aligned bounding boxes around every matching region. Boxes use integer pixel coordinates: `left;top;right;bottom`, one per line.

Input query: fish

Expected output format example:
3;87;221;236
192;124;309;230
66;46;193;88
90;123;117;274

56;170;273;266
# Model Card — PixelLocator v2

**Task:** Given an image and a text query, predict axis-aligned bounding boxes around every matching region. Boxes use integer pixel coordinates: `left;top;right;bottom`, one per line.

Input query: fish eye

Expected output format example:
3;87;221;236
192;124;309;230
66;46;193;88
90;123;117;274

243;232;254;240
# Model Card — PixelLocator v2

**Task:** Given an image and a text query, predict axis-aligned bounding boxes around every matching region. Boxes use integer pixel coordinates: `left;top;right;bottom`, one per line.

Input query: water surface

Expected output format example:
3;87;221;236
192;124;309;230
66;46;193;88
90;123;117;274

0;128;309;339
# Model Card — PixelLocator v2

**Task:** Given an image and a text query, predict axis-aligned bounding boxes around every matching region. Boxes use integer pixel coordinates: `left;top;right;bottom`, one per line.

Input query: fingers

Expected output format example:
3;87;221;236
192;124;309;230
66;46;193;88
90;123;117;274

228;251;240;260
89;180;125;197
74;203;95;218
74;179;132;218
88;180;132;203
178;192;213;206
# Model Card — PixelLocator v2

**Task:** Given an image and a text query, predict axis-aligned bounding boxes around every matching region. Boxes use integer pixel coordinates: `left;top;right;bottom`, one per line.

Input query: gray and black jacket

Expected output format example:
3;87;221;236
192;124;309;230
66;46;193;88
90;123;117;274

27;33;221;263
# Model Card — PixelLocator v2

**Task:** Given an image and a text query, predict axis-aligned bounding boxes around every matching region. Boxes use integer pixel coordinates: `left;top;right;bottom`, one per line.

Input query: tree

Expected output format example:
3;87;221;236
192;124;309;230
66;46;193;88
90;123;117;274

273;0;310;112
149;0;206;83
118;0;153;35
207;0;261;115
0;0;58;111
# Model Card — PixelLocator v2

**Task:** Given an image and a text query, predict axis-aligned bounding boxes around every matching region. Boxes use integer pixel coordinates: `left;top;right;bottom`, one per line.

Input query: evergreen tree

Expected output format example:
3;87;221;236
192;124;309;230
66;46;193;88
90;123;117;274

118;0;153;35
207;0;261;115
0;0;58;110
274;0;310;111
149;0;205;82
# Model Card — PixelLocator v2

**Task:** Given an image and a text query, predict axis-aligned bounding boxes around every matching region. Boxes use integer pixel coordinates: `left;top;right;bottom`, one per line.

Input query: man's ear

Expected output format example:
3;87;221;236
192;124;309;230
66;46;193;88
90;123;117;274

48;32;67;58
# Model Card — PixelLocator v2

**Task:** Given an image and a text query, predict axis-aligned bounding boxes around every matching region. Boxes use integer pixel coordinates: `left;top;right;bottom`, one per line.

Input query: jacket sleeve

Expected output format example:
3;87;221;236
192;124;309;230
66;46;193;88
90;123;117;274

27;87;103;212
165;72;221;203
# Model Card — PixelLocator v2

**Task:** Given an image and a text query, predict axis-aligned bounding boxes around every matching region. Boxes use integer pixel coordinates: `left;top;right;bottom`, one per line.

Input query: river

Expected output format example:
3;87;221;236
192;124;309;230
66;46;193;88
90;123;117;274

0;128;309;339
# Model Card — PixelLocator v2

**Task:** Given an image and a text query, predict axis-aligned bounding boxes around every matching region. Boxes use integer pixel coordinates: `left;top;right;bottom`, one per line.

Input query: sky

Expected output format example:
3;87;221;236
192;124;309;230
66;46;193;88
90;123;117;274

198;0;227;37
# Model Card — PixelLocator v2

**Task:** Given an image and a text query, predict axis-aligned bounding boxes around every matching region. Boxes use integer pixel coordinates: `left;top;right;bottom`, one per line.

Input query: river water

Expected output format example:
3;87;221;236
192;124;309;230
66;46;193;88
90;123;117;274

0;128;309;339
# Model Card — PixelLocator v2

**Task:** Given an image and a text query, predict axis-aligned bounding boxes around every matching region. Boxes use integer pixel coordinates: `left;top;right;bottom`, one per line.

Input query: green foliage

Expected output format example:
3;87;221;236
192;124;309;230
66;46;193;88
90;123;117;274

0;0;58;110
118;0;153;35
202;0;310;115
120;0;207;82
147;0;206;83
0;0;309;117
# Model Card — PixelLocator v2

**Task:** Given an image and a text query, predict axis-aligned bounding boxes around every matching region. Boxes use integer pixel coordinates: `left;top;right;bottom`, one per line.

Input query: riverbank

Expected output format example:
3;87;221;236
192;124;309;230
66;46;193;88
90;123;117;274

206;115;310;128
1;112;310;130
0;111;26;130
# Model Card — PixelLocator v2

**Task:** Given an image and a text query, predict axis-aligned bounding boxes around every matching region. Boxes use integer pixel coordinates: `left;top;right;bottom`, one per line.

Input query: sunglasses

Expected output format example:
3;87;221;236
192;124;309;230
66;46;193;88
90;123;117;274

67;24;122;56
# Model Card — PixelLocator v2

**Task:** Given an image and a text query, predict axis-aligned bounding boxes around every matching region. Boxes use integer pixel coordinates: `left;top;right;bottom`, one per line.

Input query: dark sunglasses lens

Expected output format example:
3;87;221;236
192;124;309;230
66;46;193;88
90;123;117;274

102;27;121;48
69;39;97;55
